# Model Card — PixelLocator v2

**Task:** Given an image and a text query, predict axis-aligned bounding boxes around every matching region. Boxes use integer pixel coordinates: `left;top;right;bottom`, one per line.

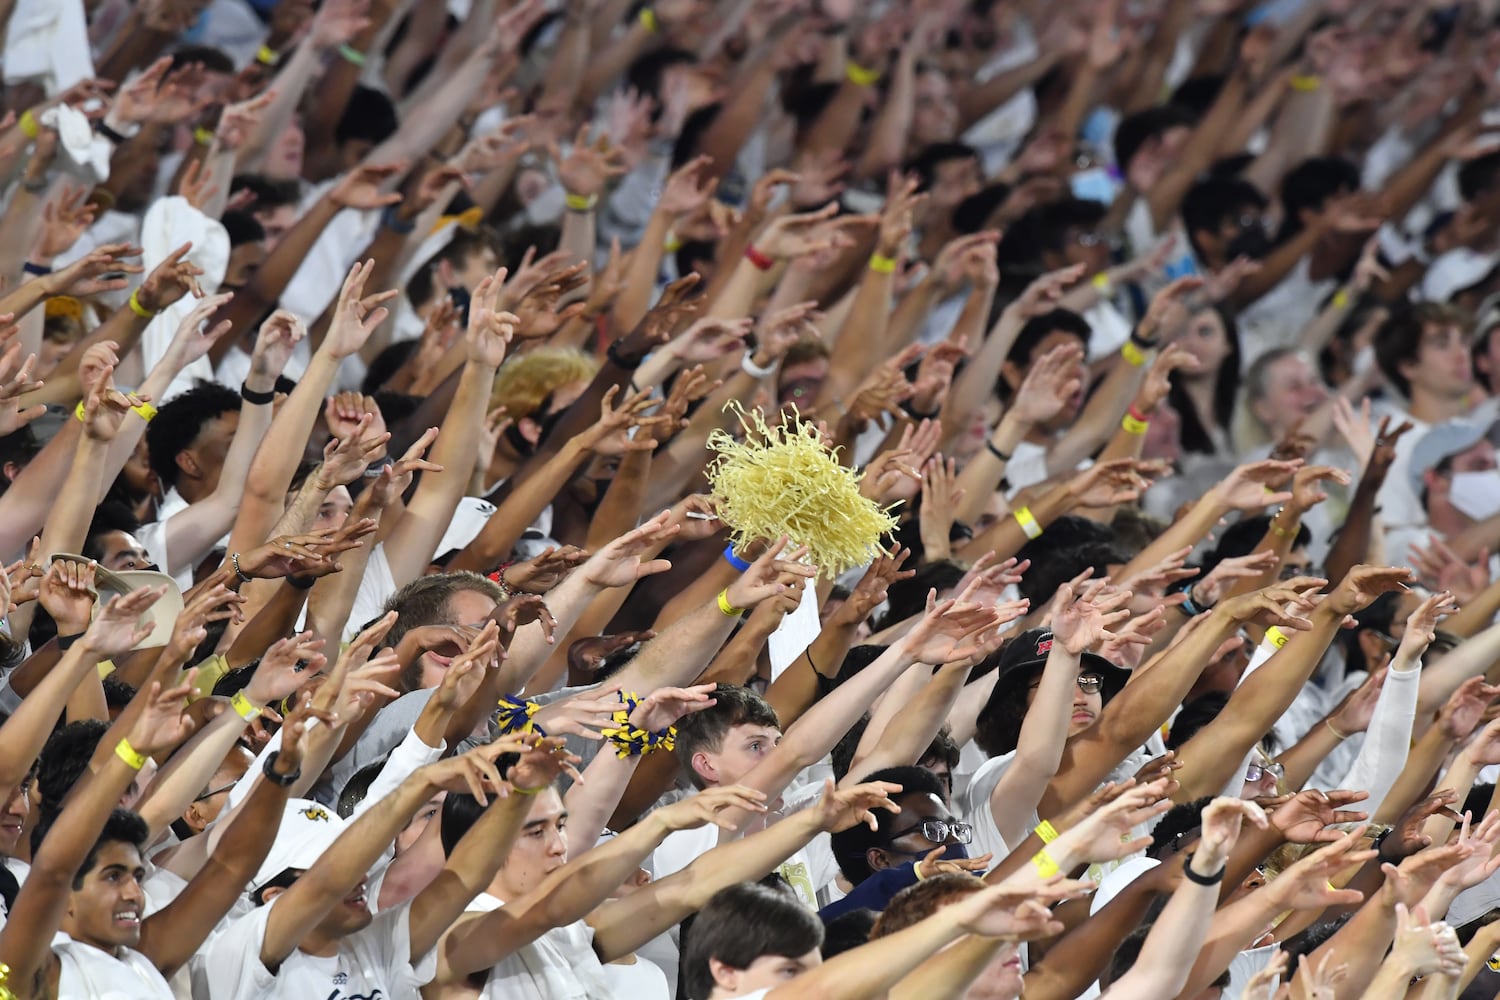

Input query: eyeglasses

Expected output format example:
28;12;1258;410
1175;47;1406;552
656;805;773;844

1029;673;1104;695
192;782;237;804
1245;761;1285;784
882;819;973;846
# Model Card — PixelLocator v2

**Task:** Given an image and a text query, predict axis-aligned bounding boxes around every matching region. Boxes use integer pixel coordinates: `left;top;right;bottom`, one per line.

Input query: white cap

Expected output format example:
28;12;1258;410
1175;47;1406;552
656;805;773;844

248;798;348;893
1088;857;1160;915
435;496;497;560
50;554;184;650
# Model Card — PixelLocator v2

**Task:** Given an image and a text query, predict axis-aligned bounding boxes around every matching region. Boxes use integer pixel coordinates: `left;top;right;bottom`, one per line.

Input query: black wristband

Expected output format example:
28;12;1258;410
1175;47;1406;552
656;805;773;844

1182;852;1226;885
57;632;84;651
240;383;275;405
287;575;317;591
21;261;51;276
1129;327;1157;350
262;751;301;786
96;121;129;145
985;440;1011;463
606;340;643;371
1371;826;1395;861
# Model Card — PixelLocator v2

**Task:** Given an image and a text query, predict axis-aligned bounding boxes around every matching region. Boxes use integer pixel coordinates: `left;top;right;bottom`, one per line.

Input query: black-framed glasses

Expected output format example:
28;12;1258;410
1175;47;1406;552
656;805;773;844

882;819;973;846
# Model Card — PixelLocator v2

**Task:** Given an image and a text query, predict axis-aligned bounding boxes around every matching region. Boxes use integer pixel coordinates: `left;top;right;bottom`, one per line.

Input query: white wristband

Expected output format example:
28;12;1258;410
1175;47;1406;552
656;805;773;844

741;352;776;379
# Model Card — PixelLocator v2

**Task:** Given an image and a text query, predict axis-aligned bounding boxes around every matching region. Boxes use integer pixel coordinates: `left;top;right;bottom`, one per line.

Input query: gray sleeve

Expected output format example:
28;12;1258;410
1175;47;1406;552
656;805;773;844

326;689;438;794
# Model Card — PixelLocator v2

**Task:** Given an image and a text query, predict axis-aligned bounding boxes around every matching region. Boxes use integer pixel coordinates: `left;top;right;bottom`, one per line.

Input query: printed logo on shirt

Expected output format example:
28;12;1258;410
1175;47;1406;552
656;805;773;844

776;860;816;908
325;990;383;1000
1487;952;1500;972
301;805;333;823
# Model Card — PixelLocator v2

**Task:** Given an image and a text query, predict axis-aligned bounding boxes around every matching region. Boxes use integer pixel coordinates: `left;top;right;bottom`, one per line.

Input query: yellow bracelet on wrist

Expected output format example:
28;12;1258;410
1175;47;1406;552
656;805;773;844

1266;626;1289;649
127;289;155;319
230;689;262;721
638;7;660;32
132;402;158;423
1121;413;1150;435
716;588;746;617
1030;848;1060;877
1013;506;1042;540
18;110;38;140
846;61;881;87
1035;819;1060;843
564;192;598;212
1120;340;1148;367
868;253;897;274
115;738;147;771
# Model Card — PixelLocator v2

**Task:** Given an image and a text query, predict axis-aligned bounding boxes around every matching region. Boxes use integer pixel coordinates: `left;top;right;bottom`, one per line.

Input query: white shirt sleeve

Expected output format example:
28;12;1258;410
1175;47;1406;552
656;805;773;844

1331;665;1420;814
195;903;277;999
351;726;446;819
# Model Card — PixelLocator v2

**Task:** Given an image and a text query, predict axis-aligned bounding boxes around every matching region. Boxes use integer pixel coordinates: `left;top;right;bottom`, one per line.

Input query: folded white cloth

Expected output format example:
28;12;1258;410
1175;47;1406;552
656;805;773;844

138;196;230;401
3;0;94;96
39;104;111;184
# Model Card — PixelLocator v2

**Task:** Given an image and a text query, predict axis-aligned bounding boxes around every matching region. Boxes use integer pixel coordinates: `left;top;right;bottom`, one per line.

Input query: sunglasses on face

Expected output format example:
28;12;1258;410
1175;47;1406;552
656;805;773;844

881;819;973;846
1030;673;1104;695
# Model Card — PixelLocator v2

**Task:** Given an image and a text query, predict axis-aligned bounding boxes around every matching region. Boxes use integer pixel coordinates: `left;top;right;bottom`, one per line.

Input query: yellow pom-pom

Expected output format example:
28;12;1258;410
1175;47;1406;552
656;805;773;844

705;403;898;580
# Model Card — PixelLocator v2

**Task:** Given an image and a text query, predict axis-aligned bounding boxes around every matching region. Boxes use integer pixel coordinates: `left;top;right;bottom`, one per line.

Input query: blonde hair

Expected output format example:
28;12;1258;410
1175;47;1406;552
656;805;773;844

490;347;599;420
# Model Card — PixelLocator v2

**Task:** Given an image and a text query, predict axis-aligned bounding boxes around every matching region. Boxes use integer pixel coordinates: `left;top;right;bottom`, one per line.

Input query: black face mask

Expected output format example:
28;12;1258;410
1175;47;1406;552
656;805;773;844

501;403;565;459
1226;225;1272;261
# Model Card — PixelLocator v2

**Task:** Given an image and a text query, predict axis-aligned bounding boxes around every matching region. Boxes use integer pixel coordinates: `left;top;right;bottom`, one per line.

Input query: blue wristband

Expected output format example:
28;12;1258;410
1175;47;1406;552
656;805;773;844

723;545;751;572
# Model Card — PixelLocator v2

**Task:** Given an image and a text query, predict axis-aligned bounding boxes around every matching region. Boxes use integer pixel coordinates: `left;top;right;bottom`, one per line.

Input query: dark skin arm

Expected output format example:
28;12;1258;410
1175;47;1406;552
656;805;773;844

138;724;305;976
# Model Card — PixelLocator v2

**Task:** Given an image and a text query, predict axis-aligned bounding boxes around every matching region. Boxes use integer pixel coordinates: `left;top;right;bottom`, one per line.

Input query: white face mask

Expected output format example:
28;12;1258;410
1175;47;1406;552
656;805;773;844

1447;468;1500;522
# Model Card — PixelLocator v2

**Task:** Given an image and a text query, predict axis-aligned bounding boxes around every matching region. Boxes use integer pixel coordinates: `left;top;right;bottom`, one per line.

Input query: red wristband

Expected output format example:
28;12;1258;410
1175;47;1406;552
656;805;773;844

1127;404;1150;423
744;245;774;271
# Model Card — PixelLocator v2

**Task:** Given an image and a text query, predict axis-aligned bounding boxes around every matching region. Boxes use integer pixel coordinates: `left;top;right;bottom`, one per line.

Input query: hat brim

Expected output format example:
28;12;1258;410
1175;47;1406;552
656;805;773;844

976;651;1131;736
51;554;184;650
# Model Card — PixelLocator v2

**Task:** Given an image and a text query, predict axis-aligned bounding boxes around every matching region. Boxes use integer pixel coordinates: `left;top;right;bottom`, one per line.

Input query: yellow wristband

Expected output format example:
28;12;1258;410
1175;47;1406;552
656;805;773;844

1121;340;1148;367
1122;413;1150;435
1092;272;1113;296
1013;506;1042;540
716;588;746;617
132;402;158;423
663;230;683;252
255;44;280;67
564;192;598;212
1266;626;1289;649
230;689;262;721
638;7;660;32
193;126;215;147
18;110;38;140
1030;848;1060;878
512;783;546;795
868;253;897;274
1290;74;1321;92
75;400;86;422
115;738;148;771
1332;288;1351;310
1035;820;1060;844
127;289;155;319
846;61;881;87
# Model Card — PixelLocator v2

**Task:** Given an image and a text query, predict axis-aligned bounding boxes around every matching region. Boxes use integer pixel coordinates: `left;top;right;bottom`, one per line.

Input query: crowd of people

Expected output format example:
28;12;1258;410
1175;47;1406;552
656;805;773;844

4;0;1500;997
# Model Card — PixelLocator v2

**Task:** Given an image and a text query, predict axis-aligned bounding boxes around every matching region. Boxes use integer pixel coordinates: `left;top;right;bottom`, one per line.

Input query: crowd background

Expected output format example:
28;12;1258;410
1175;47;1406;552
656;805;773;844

3;0;1500;998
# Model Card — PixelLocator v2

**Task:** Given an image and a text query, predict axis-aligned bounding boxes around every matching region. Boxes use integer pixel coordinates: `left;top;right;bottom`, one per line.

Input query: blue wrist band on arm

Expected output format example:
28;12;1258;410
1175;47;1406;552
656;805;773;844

723;545;751;571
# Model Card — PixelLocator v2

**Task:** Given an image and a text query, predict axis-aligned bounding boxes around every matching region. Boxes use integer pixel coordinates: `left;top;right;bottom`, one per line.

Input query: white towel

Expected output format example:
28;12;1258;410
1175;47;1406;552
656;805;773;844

3;0;94;96
138;196;230;401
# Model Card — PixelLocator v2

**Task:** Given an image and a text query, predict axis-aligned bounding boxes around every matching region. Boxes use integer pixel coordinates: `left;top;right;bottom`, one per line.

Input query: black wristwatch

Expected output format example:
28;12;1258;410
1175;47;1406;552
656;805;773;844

263;751;301;787
1169;577;1210;617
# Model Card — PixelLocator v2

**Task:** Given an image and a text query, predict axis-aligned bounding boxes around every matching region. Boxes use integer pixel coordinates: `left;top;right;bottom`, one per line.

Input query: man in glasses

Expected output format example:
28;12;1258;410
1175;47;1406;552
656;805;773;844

825;766;979;921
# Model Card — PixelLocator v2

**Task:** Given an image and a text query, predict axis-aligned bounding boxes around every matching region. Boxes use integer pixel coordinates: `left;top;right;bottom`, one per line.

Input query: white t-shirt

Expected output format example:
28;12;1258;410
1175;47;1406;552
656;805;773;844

194;898;436;1000
52;932;174;999
956;752;1018;863
466;893;615;1000
599;956;670;1000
